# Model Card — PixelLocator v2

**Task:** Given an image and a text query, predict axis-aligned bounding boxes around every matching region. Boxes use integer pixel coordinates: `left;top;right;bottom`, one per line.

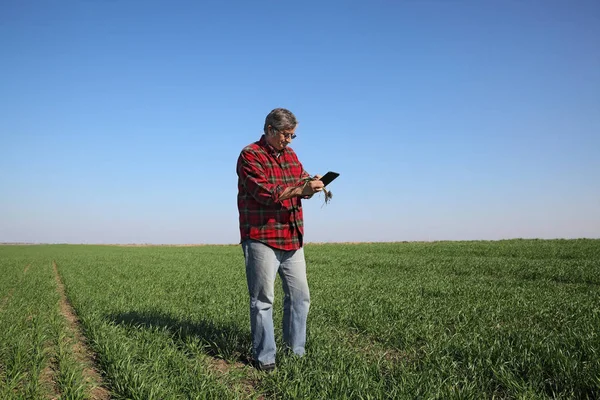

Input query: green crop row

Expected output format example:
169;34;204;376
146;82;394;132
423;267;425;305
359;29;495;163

0;254;93;399
1;240;599;399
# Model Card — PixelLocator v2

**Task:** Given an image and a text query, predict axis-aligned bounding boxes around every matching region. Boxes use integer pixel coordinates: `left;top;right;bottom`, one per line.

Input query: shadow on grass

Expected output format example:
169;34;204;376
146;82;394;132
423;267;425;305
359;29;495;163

107;310;252;364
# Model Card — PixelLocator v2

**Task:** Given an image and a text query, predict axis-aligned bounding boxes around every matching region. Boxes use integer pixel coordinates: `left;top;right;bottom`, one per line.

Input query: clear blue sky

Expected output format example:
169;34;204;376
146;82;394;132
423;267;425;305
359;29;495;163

1;1;599;244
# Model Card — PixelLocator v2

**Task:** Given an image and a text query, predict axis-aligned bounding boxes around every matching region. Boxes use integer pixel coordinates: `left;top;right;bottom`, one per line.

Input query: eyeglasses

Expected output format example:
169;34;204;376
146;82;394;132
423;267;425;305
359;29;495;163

273;128;296;140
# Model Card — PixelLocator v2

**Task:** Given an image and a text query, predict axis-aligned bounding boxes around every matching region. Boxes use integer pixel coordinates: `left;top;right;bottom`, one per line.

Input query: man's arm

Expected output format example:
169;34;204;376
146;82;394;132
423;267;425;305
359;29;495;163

237;150;323;205
279;178;324;201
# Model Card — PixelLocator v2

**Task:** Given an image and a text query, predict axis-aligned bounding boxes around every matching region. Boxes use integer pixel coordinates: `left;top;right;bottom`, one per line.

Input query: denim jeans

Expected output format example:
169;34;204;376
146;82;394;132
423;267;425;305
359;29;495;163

242;239;310;366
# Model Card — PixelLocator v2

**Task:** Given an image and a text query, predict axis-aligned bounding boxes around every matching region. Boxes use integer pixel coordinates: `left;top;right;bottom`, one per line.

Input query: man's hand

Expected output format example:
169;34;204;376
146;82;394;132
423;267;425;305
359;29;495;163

301;177;324;196
303;175;322;199
279;176;325;201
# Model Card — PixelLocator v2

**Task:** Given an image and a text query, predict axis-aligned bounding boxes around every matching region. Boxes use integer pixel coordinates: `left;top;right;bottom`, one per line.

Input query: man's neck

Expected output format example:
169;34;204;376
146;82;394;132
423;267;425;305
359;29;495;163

263;135;283;156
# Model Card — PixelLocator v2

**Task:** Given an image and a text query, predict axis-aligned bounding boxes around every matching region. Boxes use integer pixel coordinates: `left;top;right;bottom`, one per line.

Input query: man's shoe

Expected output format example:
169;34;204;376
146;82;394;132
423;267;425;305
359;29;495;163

257;362;276;372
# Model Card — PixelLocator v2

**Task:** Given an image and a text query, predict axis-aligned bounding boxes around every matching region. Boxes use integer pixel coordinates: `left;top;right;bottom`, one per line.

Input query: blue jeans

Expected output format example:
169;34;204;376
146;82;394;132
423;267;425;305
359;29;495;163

242;239;310;366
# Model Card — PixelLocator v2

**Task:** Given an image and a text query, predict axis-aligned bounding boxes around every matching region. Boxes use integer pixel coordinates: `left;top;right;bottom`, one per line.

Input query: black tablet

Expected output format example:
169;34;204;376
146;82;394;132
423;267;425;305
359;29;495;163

319;171;340;186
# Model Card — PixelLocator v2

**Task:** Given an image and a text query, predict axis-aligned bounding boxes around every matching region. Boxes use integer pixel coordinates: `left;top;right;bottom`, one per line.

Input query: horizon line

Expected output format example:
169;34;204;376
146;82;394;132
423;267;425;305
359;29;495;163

1;237;598;247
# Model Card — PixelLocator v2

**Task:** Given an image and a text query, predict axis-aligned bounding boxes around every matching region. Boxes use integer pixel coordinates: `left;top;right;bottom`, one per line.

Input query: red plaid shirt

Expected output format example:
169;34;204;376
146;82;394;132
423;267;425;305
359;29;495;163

237;135;310;250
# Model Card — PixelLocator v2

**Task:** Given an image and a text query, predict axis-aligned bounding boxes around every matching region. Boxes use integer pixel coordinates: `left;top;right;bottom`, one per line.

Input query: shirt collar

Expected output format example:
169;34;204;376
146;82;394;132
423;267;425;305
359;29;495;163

259;134;286;158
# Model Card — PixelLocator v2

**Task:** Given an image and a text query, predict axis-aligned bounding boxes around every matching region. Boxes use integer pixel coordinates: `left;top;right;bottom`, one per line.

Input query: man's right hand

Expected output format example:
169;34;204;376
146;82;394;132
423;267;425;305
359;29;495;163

280;178;326;201
301;179;324;196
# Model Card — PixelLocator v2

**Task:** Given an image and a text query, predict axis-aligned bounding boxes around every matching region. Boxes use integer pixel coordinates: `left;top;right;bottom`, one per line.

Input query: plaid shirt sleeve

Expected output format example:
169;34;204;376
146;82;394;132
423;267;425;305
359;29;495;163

237;149;304;206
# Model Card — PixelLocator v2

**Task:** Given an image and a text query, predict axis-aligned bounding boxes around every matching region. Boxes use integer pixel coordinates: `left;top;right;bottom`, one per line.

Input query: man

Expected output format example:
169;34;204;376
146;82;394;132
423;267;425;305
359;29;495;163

236;108;324;371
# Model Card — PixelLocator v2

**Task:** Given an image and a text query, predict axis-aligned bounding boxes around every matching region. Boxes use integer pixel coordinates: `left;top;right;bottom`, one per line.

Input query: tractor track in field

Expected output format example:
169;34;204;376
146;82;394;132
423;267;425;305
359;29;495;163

52;261;111;400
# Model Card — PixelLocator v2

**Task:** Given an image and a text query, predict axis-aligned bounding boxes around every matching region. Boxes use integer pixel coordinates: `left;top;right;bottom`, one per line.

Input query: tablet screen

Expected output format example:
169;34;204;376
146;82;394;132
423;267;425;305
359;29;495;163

320;171;340;186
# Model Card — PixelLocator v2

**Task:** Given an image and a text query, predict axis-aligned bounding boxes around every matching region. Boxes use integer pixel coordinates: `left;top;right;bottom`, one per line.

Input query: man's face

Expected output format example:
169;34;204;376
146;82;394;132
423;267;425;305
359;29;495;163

266;126;296;151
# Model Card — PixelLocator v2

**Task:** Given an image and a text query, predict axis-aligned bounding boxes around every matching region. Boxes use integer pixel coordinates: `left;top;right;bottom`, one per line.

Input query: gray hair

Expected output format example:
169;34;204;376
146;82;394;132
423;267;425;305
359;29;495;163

263;108;297;134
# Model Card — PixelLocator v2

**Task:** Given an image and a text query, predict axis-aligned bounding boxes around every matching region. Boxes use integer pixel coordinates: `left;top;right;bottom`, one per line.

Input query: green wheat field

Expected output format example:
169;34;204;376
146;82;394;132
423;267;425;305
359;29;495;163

1;240;599;399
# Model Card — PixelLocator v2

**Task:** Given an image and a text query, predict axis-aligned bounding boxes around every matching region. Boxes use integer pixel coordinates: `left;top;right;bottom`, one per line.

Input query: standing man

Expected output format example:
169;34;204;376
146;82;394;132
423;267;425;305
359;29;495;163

237;108;324;371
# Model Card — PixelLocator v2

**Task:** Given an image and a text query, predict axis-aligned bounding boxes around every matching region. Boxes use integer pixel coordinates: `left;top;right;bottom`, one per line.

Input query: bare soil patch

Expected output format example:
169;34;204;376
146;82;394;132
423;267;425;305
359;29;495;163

40;351;60;400
207;358;261;398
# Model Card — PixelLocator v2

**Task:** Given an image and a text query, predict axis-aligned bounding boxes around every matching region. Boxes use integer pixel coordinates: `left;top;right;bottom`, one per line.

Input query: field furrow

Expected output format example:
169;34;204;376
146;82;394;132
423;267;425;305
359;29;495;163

1;241;599;399
53;260;111;400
